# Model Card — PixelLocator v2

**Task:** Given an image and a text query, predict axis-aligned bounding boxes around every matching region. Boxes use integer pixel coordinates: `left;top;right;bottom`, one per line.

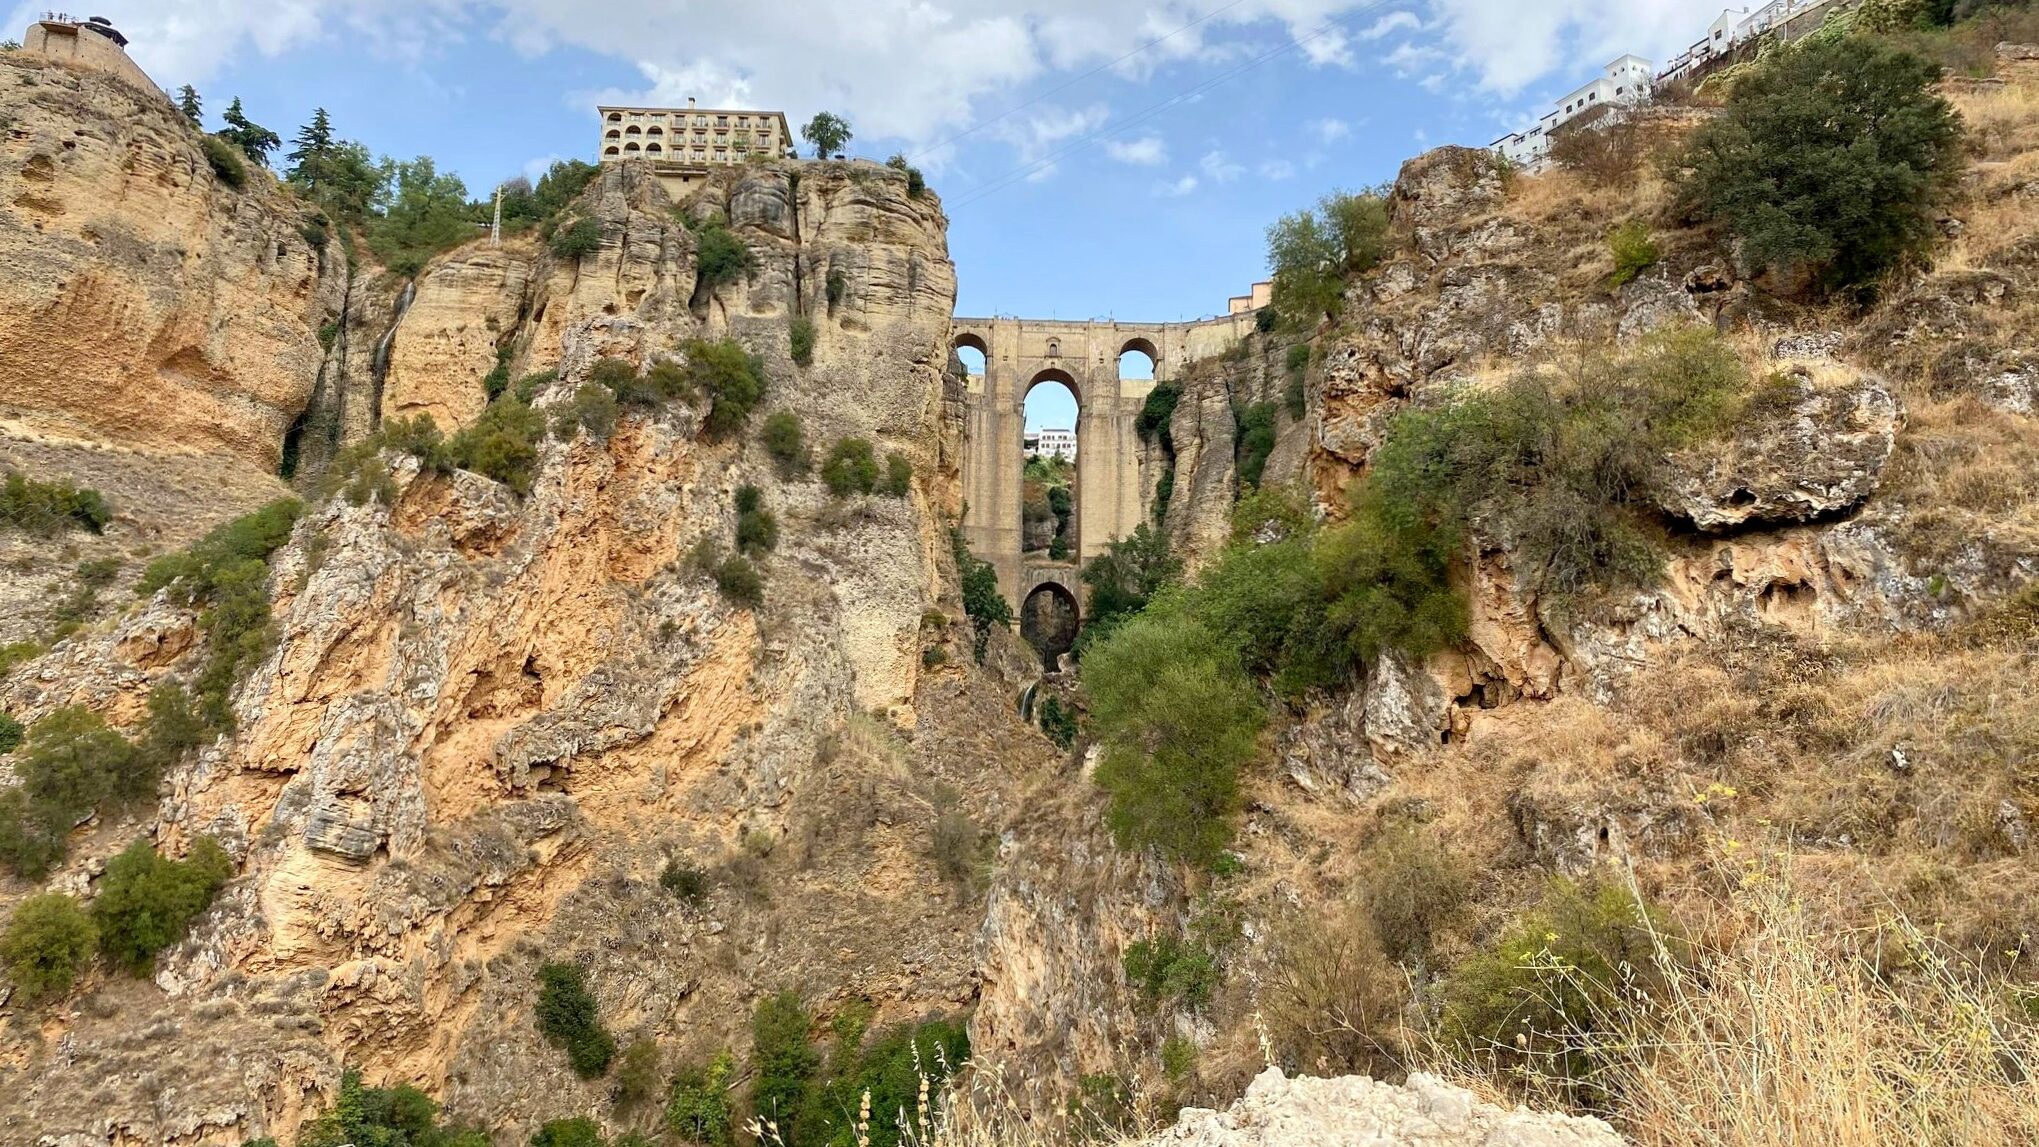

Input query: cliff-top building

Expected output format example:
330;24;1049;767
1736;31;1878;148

1490;54;1655;169
599;98;794;197
20;14;161;96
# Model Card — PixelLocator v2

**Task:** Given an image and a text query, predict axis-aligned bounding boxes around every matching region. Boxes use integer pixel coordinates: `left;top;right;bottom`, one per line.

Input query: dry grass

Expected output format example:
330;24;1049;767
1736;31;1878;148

1598;857;2039;1147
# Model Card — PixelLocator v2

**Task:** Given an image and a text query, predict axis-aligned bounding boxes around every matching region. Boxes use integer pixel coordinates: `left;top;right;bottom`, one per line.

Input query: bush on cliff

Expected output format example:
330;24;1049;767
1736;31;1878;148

549;215;603;260
789;316;816;366
141;498;305;729
822;438;880;497
1673;35;1962;299
535;961;617;1079
298;1067;488;1147
667;1049;737;1146
761;411;809;475
684;339;767;440
447;395;545;495
1;471;112;536
1266;188;1391;328
92;837;233;974
0;892;97;1002
749;991;819;1129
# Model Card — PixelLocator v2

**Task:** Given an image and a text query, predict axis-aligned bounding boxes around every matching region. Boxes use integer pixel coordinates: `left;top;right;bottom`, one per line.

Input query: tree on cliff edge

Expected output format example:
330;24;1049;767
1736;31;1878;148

218;98;281;165
802;112;853;159
176;85;202;125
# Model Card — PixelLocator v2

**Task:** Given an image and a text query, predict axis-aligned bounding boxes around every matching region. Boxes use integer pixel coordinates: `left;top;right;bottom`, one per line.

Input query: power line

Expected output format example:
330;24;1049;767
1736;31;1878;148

902;0;1256;164
946;0;1401;210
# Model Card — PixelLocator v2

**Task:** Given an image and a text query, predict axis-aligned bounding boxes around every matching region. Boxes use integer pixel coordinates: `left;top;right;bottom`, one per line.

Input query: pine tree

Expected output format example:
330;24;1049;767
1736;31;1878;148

218;98;281;165
176;85;202;126
285;108;336;190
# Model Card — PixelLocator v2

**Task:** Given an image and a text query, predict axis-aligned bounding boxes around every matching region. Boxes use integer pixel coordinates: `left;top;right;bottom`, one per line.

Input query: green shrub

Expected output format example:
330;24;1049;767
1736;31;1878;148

952;530;1012;664
930;800;985;887
1085;596;1263;866
1266;189;1391;327
1441;876;1684;1098
4;707;140;874
134;681;208;782
92;837;233;974
1161;1035;1197;1082
535;961;617;1079
683;339;767;439
480;345;515;400
514;370;558;404
761;411;809;474
1135;382;1181;444
321;440;401;506
1;471;113;536
1285;344;1312;373
693;222;755;287
363;156;471;278
713;554;764;608
1123;932;1220;1011
553;382;619;441
659;859;707;901
881;453;913;497
140;499;304;729
1607;220;1660;287
1187;533;1337;697
668;1049;737;1145
1078;524;1179;645
0;892;97;1002
735;487;778;557
316;320;339;350
549;215;603;260
1673;36;1961;298
886;153;927;198
1235;401;1279;490
1284;370;1308;420
750;991;819;1128
789;316;815;366
797;1018;970;1147
447;395;545;495
822;438;880;497
531;1119;605;1147
0;711;21;754
1038;694;1077;749
298;1068;488;1147
0;641;42;679
613;1036;663;1111
200;135;246;188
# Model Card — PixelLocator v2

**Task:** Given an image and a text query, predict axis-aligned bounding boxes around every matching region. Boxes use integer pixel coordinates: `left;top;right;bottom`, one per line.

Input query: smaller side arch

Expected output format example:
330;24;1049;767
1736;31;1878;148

1019;580;1081;670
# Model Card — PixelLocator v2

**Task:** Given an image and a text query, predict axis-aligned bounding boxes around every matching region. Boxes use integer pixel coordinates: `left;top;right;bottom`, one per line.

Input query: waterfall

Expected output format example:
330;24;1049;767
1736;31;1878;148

367;278;416;430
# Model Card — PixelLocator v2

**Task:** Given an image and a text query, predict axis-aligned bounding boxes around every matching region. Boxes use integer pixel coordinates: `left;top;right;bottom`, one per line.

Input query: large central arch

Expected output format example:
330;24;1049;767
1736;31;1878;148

952;314;1256;621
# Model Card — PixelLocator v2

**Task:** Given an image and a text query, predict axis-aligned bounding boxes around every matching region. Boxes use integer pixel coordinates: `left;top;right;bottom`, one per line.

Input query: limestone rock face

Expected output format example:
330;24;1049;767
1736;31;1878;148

1656;368;1901;532
0;51;344;476
1150;1068;1625;1147
380;243;536;429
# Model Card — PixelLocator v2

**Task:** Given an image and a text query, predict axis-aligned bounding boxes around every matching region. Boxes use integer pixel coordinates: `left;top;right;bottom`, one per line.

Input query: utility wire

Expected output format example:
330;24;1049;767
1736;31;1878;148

902;0;1256;164
946;0;1401;210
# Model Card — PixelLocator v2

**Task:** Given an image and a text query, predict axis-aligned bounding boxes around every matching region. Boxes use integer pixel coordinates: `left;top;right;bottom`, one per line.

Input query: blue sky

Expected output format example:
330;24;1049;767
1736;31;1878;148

13;1;1709;326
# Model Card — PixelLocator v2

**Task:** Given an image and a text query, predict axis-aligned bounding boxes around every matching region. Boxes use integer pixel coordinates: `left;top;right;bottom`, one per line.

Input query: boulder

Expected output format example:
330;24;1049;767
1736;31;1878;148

1656;368;1900;532
1150;1067;1625;1147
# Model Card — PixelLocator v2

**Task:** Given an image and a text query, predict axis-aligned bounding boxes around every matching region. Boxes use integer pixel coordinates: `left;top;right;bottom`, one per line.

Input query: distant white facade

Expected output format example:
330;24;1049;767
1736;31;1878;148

1026;428;1077;463
1491;54;1656;167
1659;0;1852;83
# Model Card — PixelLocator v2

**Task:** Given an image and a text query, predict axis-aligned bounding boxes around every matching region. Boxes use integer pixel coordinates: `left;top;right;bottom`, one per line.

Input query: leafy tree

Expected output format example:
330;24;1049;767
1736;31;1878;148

15;705;136;820
796;1018;970;1147
801;112;854;159
298;1067;489;1147
1085;596;1264;866
789;316;816;366
176;85;202;125
667;1049;737;1146
217;98;281;165
693;222;755;287
1265;189;1390;327
535;961;617;1078
749;991;819;1130
1079;524;1179;644
1;471;112;536
822;438;880;497
91;837;233;974
367;156;472;276
0;892;96;1002
1673;36;1961;298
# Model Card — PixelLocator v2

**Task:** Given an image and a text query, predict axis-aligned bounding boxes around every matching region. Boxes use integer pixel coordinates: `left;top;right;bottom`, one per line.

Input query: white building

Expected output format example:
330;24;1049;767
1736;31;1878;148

1491;55;1656;167
1026;428;1077;463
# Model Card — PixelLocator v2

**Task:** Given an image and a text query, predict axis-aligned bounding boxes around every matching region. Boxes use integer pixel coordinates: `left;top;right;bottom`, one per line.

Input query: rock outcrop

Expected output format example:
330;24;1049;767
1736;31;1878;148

1151;1068;1624;1147
0;50;344;477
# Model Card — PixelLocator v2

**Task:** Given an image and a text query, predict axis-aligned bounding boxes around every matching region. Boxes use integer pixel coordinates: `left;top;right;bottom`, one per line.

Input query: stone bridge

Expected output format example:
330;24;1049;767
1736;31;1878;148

953;314;1256;662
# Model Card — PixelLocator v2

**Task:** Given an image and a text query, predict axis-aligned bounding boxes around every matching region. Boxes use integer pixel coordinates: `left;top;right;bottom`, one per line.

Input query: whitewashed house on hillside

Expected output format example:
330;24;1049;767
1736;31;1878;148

1491;55;1656;167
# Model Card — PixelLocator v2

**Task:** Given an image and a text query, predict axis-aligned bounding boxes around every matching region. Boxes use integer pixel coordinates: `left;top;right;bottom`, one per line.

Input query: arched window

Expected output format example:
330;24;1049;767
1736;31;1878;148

647;125;664;136
625;125;642;136
646;142;663;154
624;142;640;154
1046;339;1061;358
604;146;620;157
607;111;622;123
605;129;621;140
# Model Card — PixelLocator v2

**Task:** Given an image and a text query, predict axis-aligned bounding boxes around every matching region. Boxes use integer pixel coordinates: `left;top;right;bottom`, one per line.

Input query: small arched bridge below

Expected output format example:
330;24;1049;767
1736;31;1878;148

952;314;1257;657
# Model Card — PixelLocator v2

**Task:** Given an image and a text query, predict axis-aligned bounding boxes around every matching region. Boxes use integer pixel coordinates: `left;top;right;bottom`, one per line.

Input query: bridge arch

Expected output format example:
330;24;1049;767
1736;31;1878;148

955;313;1258;630
1019;577;1080;670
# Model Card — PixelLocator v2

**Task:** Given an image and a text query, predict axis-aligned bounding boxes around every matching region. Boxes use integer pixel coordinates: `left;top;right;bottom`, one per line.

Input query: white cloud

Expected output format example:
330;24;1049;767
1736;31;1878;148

1312;118;1351;144
1198;149;1244;183
1422;0;1695;95
1258;158;1295;181
1153;174;1198;197
1104;136;1168;165
1360;11;1422;40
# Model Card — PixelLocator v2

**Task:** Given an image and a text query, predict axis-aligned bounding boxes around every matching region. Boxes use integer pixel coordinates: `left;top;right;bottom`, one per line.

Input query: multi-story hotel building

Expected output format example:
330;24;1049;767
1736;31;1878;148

598;98;794;196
